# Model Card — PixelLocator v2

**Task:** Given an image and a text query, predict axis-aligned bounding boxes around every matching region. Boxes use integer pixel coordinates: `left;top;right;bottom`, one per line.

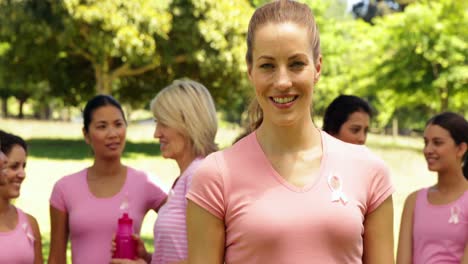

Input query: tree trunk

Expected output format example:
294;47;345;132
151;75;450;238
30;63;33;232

1;97;8;118
439;86;449;112
392;117;398;138
18;99;26;119
95;60;113;95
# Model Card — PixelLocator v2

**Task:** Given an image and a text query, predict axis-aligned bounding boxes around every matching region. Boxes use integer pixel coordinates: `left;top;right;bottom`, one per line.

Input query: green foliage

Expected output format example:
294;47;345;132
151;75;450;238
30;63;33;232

368;0;468;129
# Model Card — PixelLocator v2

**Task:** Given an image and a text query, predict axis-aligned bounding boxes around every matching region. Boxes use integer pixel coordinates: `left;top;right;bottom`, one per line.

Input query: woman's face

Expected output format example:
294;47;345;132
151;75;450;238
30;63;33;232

335;111;370;145
248;22;321;127
0;145;8;185
83;105;127;159
0;144;27;199
423;124;466;173
153;122;190;162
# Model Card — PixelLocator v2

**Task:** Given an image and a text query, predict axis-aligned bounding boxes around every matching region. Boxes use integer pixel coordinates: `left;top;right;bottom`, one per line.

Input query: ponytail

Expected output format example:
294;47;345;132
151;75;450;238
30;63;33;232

248;98;263;132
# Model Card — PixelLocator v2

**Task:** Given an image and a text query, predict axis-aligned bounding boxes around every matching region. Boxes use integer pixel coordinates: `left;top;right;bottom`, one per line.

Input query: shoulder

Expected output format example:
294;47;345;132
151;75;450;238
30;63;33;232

126;166;149;180
323;132;386;169
404;190;421;209
53;168;87;188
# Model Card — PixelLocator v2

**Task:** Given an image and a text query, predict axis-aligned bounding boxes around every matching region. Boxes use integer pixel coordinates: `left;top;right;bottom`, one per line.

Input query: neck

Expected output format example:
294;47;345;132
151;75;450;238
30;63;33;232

436;167;468;192
176;151;198;174
0;198;11;214
91;158;124;177
257;116;320;154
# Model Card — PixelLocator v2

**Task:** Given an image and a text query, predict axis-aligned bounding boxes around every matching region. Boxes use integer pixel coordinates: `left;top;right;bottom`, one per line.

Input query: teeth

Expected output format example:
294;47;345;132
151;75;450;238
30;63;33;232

272;96;295;104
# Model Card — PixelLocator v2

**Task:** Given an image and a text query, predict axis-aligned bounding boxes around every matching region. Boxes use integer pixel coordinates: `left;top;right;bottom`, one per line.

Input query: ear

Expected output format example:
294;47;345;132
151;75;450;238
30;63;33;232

82;127;91;145
457;142;467;159
314;54;322;83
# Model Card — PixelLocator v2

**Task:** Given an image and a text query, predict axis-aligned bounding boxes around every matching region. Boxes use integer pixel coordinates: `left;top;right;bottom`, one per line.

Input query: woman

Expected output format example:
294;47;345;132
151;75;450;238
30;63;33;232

0;137;7;184
323;94;373;145
186;1;395;263
111;79;218;264
397;112;468;264
0;130;43;264
48;95;167;264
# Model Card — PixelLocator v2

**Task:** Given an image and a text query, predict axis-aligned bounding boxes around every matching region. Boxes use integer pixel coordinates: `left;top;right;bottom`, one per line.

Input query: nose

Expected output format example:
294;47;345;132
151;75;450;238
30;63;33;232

357;132;367;145
17;166;26;180
275;66;292;90
154;124;162;139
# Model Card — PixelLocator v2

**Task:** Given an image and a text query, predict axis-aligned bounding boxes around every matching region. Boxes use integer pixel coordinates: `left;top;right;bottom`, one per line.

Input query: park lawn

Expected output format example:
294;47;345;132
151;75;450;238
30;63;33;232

1;118;436;259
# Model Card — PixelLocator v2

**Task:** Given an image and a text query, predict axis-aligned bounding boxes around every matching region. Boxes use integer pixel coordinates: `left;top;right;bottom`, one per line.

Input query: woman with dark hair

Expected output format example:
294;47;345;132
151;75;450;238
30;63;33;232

397;112;468;263
323;94;373;145
48;95;167;264
0;130;43;263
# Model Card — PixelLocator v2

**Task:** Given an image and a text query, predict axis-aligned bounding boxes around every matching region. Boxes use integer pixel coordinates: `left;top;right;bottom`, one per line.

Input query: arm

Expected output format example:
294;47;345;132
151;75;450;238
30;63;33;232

26;214;44;264
363;195;394;264
48;206;69;264
461;243;468;264
187;200;225;264
396;192;417;264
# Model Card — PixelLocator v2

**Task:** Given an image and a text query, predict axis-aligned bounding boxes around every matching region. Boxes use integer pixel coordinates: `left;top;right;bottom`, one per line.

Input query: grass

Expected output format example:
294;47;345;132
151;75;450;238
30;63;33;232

1;118;436;260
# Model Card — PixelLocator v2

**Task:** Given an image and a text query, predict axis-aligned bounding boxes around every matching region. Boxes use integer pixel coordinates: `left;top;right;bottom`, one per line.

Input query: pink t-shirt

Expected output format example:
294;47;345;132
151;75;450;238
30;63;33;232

0;207;35;264
50;166;167;264
187;131;394;263
152;157;203;264
413;188;468;263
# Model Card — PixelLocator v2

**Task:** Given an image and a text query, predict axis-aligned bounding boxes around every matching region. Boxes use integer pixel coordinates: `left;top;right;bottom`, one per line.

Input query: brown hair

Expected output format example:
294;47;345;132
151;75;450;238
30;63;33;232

246;0;321;131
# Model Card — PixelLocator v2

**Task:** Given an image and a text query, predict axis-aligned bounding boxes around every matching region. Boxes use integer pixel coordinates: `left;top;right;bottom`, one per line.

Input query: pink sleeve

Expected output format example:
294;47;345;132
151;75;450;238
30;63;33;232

144;173;168;211
49;180;67;212
366;159;395;214
186;153;225;220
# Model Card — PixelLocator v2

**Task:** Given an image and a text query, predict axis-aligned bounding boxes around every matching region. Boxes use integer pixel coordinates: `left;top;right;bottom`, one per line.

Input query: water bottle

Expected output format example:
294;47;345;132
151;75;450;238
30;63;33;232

113;213;136;259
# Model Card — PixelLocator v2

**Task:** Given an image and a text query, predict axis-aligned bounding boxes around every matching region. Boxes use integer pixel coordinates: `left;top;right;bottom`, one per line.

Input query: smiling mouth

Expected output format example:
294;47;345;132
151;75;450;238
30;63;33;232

271;96;298;104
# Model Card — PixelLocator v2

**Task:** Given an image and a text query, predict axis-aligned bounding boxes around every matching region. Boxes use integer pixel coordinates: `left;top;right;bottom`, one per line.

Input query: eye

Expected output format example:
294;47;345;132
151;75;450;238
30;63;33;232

290;61;305;69
259;63;274;69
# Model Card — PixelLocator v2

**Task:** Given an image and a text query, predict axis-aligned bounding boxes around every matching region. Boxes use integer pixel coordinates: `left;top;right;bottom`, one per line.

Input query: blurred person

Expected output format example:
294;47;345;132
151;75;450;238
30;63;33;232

111;79;218;264
323;94;372;145
397;112;468;264
48;95;167;264
0;130;43;263
186;1;395;263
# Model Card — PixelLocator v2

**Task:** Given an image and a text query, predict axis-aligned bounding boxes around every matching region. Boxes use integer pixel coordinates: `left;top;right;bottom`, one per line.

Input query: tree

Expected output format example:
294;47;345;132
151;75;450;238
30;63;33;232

50;0;172;94
372;0;467;119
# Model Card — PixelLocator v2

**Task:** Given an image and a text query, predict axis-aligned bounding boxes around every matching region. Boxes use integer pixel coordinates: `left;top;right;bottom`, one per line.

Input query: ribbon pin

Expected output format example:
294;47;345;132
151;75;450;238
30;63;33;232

120;192;129;211
328;174;348;205
22;223;35;243
448;205;460;224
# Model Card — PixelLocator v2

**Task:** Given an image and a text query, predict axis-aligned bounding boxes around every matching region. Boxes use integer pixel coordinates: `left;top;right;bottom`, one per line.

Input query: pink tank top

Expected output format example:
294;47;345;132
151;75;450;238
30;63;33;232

0;207;35;264
413;188;468;264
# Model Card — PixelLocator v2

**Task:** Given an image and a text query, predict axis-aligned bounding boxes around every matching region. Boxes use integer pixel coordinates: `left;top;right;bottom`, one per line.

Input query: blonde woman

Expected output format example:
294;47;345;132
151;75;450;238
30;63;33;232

111;79;218;264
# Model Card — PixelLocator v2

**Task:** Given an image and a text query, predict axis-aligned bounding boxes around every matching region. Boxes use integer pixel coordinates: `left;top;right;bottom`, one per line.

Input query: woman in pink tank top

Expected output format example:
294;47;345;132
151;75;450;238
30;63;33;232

397;112;468;263
0;130;43;264
111;79;218;264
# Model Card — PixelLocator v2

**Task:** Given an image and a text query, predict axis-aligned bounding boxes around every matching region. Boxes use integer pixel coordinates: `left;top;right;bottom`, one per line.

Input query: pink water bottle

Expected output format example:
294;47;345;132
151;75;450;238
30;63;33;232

113;213;136;259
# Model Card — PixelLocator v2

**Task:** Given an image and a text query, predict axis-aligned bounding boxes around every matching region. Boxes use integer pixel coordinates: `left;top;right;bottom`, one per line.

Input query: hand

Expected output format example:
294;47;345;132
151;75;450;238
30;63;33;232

110;234;150;262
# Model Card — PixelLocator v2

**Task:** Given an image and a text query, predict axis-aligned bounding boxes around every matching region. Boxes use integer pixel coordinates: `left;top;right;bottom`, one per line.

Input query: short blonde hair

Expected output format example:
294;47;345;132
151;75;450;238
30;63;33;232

150;79;218;157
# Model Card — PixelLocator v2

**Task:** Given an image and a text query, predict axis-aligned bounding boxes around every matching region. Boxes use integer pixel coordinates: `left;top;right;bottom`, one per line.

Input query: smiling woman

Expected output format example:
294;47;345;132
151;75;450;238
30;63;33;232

48;95;167;264
0;130;43;264
186;1;395;264
397;112;468;264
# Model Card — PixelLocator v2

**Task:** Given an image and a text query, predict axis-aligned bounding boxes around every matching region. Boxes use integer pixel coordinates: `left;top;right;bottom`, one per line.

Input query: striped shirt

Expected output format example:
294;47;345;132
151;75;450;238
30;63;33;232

152;158;203;264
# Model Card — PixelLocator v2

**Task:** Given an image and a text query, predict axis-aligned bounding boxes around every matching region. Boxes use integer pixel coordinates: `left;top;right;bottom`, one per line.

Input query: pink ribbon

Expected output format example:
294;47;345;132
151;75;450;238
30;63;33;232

328;174;348;205
448;205;460;224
